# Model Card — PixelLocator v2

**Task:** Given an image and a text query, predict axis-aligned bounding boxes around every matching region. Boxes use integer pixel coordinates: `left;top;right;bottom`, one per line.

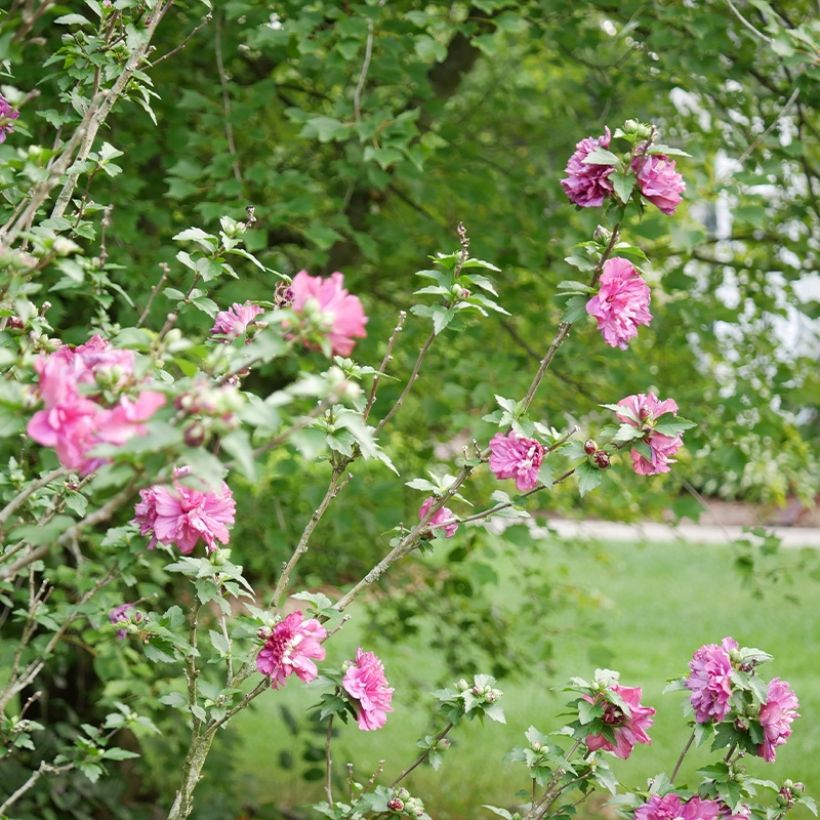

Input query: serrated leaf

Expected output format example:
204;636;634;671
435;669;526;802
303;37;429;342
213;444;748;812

582;147;620;166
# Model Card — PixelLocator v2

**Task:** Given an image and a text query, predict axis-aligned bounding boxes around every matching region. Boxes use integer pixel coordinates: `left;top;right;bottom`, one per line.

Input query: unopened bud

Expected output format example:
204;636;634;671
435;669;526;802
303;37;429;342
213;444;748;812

7;316;24;330
593;225;611;244
583;439;597;455
387;798;404;812
593;450;610;469
184;421;207;448
396;788;410;801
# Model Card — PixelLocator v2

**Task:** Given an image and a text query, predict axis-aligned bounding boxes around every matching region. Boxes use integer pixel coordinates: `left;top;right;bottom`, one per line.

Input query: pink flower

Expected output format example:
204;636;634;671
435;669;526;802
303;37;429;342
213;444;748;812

633;152;685;215
616;392;683;476
636;795;721;820
211;301;263;339
758;678;799;762
342;648;395;731
290;270;367;356
256;611;327;689
586;257;652;349
26;338;163;473
585;684;655;760
0;95;20;143
561;127;615;208
108;603;143;640
489;432;544;491
419;497;459;538
134;468;236;554
686;637;738;723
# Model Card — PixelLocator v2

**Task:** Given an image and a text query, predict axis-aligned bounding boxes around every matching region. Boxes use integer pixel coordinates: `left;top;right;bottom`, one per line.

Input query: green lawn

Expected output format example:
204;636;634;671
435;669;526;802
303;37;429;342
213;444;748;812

225;535;819;819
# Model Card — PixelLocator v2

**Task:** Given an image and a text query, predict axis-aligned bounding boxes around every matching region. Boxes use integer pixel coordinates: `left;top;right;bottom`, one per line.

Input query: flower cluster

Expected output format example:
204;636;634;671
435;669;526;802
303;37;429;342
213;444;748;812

586;257;652;349
342;648;394;731
211;301;264;340
0;94;19;143
636;794;723;820
685;638;799;763
134;466;236;554
616;392;685;476
108;602;144;640
561;122;685;215
256;611;327;689
27;335;165;473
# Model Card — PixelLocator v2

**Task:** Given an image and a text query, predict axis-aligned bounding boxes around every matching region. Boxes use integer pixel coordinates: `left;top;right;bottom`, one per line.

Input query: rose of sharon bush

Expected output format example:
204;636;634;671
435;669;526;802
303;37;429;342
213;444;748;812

134;467;236;554
211;301;263;339
633;152;685;215
342;648;394;731
561;127;615;208
27;336;164;473
616;392;683;476
585;684;655;760
489;432;544;491
636;795;721;820
290;270;367;356
257;611;327;689
586;257;652;349
686;637;739;723
758;678;799;762
0;94;19;142
418;497;459;538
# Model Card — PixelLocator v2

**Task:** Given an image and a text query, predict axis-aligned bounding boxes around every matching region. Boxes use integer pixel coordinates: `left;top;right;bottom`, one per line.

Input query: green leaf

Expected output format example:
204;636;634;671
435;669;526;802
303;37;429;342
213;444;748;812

612;171;635;204
561;295;588;324
576;462;602;496
582;147;620;166
654;417;696;436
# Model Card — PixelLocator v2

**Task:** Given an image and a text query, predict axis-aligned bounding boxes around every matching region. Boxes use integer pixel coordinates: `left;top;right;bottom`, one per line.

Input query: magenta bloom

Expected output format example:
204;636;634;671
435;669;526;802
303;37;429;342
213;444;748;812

561;127;615;208
134;468;236;554
26;338;163;473
633;153;685;215
342;648;395;731
489;432;544;491
686;637;738;723
758;678;799;762
616;392;683;476
108;603;143;640
419;497;459;538
256;611;327;689
211;301;263;339
290;271;367;356
586;257;652;349
0;95;20;143
585;684;655;760
636;795;721;820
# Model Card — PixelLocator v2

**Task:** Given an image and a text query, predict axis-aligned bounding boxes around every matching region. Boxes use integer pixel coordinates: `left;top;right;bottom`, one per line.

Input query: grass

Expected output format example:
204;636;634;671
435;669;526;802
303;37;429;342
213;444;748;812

224;534;820;819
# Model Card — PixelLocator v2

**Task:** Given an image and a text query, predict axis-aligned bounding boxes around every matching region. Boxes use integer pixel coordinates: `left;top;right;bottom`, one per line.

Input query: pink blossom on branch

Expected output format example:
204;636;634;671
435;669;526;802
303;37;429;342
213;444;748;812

0;95;20;143
633;152;685;215
636;794;721;820
758;677;799;762
586;257;652;349
489;432;544;492
133;467;236;554
686;637;738;723
561;127;615;208
256;611;327;689
616;392;683;476
211;301;263;340
342;648;395;731
585;684;655;760
418;497;459;538
290;270;367;356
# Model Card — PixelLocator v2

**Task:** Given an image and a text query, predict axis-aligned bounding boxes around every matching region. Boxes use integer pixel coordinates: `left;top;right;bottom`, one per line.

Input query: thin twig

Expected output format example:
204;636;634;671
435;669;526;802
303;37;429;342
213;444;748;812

390;722;453;787
670;729;696;784
724;0;773;43
352;19;375;122
363;310;406;421
215;12;242;185
325;715;335;805
151;12;212;66
0;467;67;530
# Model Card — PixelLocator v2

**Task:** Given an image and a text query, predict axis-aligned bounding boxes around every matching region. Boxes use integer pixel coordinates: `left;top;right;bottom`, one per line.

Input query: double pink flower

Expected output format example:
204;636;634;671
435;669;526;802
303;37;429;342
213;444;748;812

489;432;544;491
616;392;683;476
27;335;165;474
256;611;327;689
342;648;394;731
586;257;652;349
584;683;655;760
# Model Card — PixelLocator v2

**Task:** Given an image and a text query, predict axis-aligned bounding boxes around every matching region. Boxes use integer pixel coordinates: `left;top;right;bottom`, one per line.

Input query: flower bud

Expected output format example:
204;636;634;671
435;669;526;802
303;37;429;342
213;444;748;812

456;679;469;691
593;450;610;469
452;284;471;300
387;798;404;812
396;788;410;801
7;316;24;330
184;421;207;448
593;225;611;244
583;439;597;454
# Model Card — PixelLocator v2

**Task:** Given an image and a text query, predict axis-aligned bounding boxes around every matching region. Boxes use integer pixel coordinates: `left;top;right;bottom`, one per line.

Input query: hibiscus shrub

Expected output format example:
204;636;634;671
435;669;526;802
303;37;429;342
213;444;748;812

0;7;811;819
